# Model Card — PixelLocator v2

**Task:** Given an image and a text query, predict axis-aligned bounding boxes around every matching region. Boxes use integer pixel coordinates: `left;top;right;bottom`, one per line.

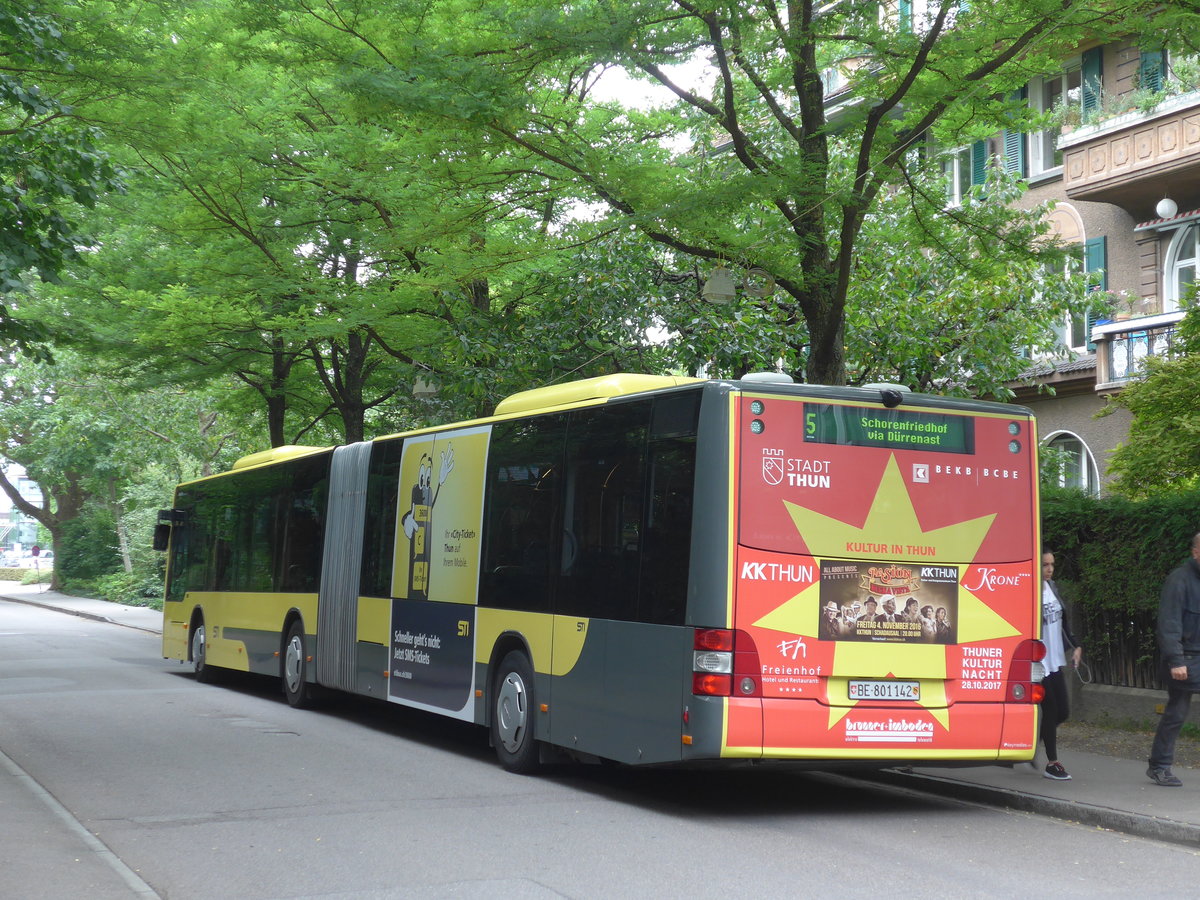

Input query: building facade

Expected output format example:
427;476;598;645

0;465;44;552
1003;38;1199;493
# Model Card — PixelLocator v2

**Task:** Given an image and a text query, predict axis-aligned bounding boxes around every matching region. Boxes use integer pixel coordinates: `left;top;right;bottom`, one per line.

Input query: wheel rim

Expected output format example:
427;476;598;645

191;624;205;672
495;670;529;754
284;633;304;695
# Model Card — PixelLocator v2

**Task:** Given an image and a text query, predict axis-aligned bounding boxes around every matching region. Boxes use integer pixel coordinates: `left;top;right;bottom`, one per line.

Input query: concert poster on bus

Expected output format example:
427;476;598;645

818;558;958;645
388;425;490;718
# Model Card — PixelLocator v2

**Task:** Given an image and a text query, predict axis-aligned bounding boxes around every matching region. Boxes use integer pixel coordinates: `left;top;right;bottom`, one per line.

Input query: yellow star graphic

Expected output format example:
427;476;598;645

782;455;995;563
752;454;1017;732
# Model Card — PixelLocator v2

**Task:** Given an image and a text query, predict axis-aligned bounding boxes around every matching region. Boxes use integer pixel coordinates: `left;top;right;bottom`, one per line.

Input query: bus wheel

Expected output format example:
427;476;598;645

491;651;539;773
282;620;314;709
191;619;216;683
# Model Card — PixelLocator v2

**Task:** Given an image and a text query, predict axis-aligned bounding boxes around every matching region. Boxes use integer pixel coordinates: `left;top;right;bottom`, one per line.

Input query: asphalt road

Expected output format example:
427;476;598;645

3;599;1200;899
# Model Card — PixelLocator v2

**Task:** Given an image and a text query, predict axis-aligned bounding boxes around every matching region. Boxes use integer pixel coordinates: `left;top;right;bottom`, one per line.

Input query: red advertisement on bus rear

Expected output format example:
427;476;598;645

729;393;1038;758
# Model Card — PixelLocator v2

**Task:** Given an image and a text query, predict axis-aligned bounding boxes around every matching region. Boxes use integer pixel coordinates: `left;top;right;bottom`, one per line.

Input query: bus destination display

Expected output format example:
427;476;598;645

803;403;974;455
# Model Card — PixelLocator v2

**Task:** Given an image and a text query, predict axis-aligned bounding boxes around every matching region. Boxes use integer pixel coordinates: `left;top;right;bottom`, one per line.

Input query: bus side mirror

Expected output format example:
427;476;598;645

154;508;184;552
153;522;171;552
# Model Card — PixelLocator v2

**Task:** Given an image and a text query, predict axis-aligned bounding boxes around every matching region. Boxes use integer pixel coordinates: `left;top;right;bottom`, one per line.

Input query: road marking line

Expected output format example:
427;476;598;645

0;747;160;897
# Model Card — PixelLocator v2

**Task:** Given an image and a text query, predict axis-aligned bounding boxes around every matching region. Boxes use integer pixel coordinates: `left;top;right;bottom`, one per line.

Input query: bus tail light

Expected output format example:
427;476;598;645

693;672;732;695
693;629;762;697
1006;639;1047;704
693;629;732;696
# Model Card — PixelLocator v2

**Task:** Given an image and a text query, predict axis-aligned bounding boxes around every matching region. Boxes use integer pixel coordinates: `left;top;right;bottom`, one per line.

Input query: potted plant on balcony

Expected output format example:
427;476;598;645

1109;289;1138;321
1169;56;1200;95
1051;98;1082;133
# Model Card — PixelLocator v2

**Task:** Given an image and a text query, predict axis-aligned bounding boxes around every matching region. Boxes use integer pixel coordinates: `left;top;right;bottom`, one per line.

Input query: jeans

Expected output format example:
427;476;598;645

1149;680;1194;769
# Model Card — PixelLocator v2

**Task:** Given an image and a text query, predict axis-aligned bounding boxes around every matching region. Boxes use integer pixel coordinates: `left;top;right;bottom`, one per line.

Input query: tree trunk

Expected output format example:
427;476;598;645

0;469;91;592
805;310;847;386
267;391;288;448
108;477;133;574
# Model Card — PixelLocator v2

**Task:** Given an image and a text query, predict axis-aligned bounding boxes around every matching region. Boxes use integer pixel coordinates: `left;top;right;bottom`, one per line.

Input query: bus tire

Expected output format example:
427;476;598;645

191;618;216;683
282;620;314;709
491;650;539;773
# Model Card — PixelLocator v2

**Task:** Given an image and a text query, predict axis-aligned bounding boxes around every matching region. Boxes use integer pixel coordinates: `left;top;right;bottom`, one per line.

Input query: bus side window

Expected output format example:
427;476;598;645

638;392;699;626
639;437;696;626
558;401;650;622
277;454;328;593
360;438;403;598
480;415;565;613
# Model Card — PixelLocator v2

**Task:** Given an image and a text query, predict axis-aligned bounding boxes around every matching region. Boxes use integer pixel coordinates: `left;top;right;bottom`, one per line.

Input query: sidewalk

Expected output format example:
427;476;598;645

4;584;1199;848
865;753;1200;848
0;580;162;634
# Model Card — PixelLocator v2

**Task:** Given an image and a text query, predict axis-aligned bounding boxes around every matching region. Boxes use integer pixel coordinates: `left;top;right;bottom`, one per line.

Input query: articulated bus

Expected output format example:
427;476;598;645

156;373;1044;772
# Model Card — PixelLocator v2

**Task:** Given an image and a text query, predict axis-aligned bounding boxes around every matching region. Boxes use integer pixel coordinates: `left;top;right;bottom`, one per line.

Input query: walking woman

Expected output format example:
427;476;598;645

1039;550;1083;780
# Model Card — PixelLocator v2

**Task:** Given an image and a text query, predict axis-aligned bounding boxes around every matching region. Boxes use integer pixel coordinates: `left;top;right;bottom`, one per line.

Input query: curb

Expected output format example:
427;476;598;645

861;768;1200;848
0;593;162;636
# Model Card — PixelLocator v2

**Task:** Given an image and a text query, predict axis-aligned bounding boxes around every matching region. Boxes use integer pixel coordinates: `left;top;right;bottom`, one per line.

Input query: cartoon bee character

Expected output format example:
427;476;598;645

400;445;455;599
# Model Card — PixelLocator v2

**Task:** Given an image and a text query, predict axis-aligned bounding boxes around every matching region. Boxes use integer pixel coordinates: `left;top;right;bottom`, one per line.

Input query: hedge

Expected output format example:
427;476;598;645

1041;487;1200;689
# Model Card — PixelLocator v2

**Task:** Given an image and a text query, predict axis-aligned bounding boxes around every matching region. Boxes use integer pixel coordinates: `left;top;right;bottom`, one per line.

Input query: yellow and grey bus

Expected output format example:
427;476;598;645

156;373;1045;772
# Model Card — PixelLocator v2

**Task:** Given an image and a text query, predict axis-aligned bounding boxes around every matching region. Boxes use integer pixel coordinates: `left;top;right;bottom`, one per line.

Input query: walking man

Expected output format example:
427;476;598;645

1148;533;1200;787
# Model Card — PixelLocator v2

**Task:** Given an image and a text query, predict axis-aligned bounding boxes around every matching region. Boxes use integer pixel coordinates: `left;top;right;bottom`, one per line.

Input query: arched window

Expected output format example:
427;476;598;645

1043;432;1099;494
1165;223;1200;311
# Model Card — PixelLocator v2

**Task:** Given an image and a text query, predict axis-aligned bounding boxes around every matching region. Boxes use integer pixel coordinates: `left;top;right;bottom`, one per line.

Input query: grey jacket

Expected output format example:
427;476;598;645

1156;557;1200;670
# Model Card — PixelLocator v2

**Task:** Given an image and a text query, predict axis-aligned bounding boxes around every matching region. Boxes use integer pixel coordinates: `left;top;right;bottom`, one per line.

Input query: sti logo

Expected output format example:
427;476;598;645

762;448;785;485
912;463;929;483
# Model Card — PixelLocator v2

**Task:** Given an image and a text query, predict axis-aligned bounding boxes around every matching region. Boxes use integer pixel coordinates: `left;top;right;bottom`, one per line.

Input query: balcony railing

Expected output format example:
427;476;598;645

1091;311;1185;387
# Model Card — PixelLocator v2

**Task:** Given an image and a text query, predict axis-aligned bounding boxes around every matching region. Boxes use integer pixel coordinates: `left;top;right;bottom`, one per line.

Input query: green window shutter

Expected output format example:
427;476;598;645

1082;47;1103;120
1139;50;1165;92
899;0;912;31
1083;235;1107;350
1003;88;1027;177
1003;128;1025;177
970;140;988;188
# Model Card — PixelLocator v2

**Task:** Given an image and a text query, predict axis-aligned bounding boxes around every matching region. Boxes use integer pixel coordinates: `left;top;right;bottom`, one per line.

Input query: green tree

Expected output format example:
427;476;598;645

845;167;1088;397
306;0;1179;385
34;0;591;440
0;1;121;354
0;347;233;589
1101;297;1200;497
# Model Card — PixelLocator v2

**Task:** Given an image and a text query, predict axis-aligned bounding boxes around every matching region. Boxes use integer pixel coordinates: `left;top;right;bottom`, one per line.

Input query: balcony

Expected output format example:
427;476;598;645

1091;310;1185;389
1061;92;1200;220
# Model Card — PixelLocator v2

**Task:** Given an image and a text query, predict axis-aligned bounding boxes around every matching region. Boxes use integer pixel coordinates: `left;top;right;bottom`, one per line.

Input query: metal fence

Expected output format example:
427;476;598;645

1077;605;1162;690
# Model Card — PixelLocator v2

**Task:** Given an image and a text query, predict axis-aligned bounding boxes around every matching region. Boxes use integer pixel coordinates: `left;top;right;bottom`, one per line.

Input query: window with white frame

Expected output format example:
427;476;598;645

1165;222;1199;311
1043;432;1099;494
1027;65;1082;176
1013;48;1104;180
1054;259;1093;354
898;0;962;34
940;142;986;206
821;65;848;97
1065;307;1092;352
1027;242;1095;358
